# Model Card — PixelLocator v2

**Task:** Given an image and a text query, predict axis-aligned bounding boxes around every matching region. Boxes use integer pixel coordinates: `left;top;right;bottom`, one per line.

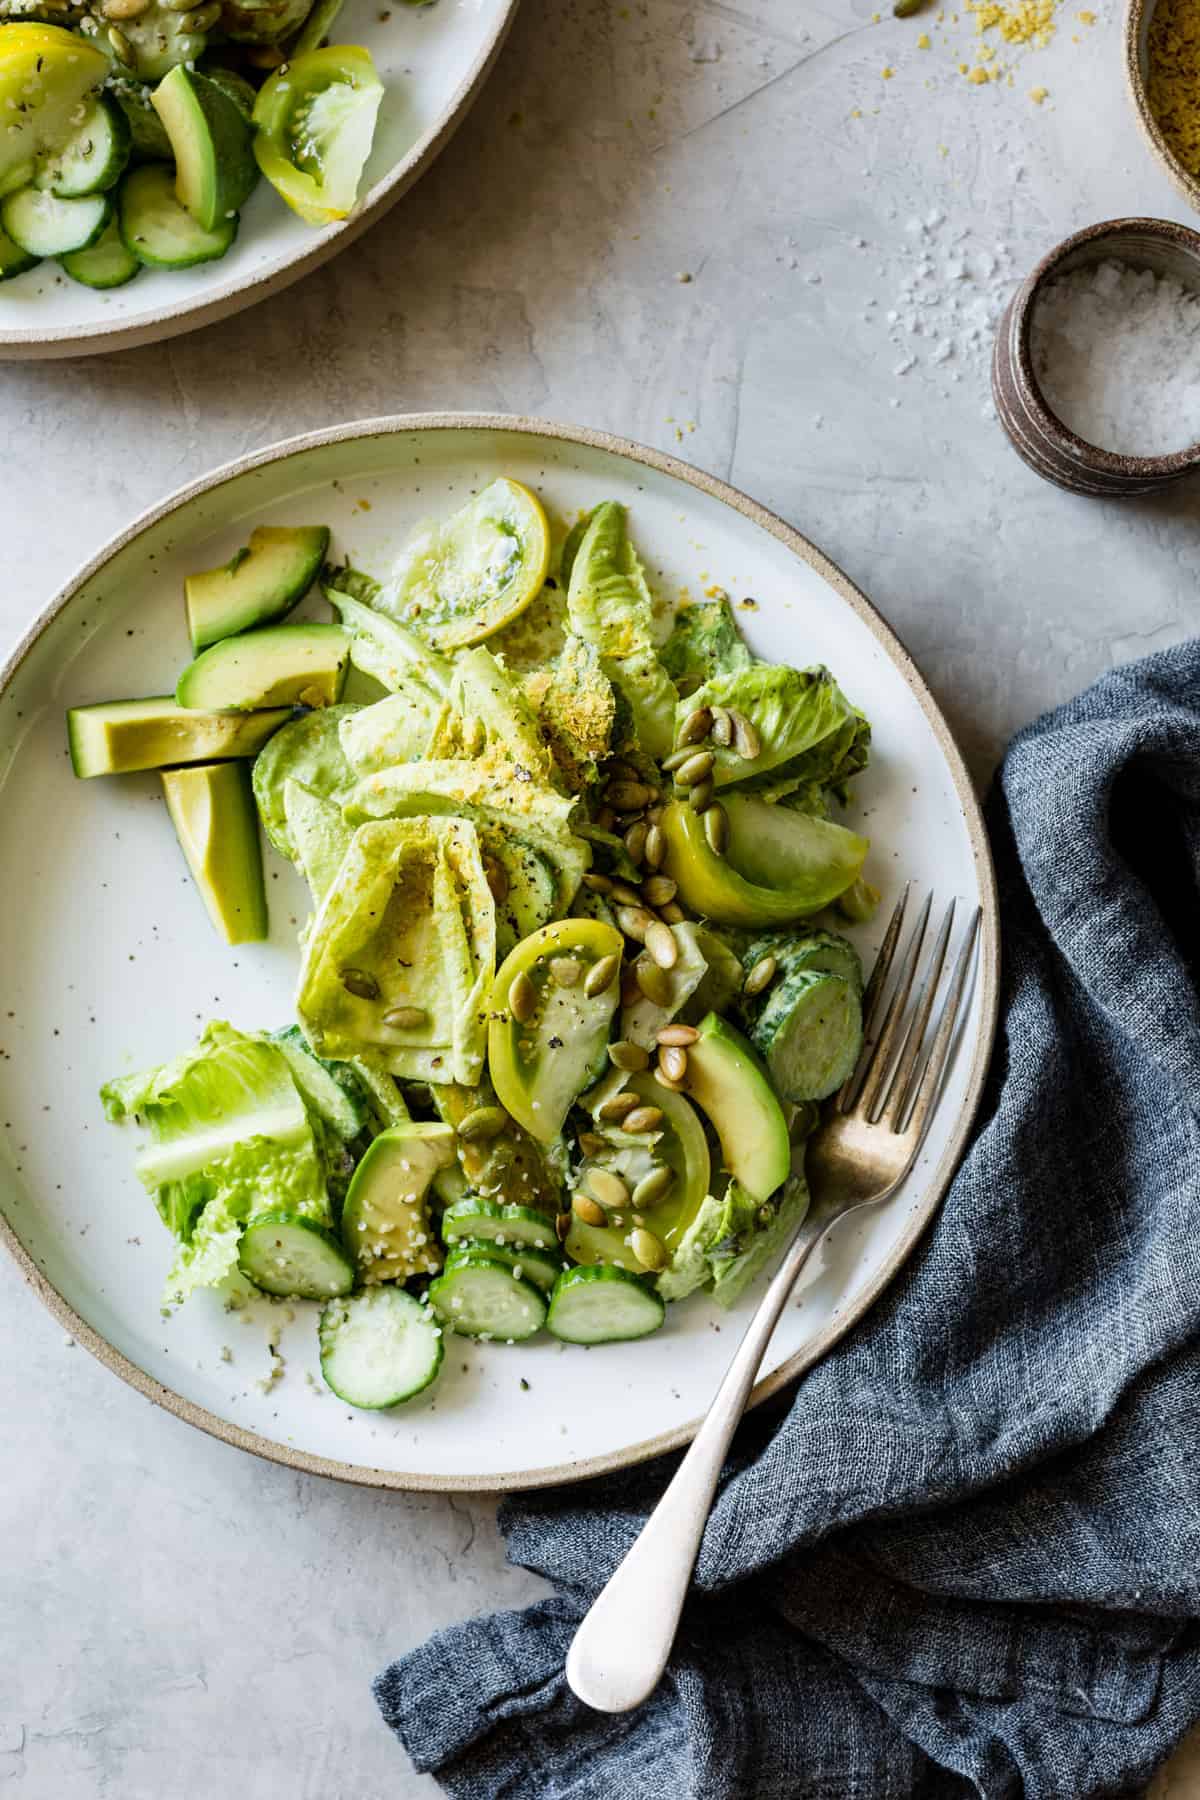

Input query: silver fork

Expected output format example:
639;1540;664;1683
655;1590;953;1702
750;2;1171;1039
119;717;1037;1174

565;887;982;1714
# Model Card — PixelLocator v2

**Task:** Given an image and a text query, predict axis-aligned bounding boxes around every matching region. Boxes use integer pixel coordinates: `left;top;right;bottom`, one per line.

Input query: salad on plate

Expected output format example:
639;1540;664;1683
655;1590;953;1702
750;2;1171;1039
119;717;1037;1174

69;479;880;1411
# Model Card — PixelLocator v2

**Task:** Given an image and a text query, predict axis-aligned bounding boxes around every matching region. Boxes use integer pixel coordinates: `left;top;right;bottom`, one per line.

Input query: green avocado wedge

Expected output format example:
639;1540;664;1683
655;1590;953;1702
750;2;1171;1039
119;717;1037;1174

682;1013;790;1204
151;65;258;232
67;697;291;777
161;761;268;945
176;622;350;711
340;1121;456;1283
186;524;331;651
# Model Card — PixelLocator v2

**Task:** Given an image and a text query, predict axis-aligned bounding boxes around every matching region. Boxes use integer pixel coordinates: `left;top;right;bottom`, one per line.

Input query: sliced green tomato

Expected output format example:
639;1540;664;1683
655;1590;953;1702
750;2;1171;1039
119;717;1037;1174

176;622;350;711
319;1287;443;1408
565;1072;709;1273
440;1200;560;1253
118;162;237;270
34;95;130;198
151;65;258;232
428;1251;547;1341
546;1265;665;1345
487;918;623;1142
443;1240;563;1294
0;186;111;257
0;225;37;281
59;215;140;289
661;796;868;927
237;1212;354;1298
382;478;552;652
252;45;383;226
324;585;452;695
0;25;110;200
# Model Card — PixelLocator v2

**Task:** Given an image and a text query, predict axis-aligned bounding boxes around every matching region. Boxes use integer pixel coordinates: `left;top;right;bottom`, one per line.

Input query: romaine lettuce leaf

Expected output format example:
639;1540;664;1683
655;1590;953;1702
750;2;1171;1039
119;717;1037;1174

284;780;355;904
710;1170;810;1308
566;501;675;758
426;646;555;786
521;634;615;792
322;572;452;697
677;664;867;795
661;598;753;690
338;686;444;776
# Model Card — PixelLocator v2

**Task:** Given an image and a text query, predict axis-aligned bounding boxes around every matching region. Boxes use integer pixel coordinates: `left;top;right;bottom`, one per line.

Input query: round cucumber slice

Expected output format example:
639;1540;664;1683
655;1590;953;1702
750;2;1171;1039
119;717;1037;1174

546;1265;665;1345
34;96;130;198
444;1240;563;1293
440;1200;560;1254
59;215;140;290
238;1211;354;1299
118;162;237;270
428;1252;547;1342
747;969;862;1103
0;185;111;258
0;225;38;282
319;1287;443;1407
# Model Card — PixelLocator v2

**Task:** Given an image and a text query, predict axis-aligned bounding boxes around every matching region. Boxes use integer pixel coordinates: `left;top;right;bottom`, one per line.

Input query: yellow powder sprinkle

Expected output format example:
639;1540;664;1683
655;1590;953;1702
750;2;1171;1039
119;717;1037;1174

882;64;895;76
959;58;970;68
967;0;1058;45
1030;83;1049;99
917;30;932;44
938;141;950;153
967;62;990;78
1147;0;1200;172
850;106;864;116
1078;8;1095;19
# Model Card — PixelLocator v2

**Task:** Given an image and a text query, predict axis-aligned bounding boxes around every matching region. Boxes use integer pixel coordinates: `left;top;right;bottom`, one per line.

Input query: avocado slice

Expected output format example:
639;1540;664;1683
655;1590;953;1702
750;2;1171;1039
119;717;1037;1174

186;524;331;651
340;1122;457;1283
176;621;350;712
161;761;268;944
151;65;258;233
683;1013;790;1204
67;696;291;777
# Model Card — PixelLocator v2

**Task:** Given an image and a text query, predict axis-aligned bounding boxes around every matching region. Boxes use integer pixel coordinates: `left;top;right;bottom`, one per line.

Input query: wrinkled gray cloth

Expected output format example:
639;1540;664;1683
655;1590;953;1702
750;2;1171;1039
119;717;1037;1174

376;645;1200;1799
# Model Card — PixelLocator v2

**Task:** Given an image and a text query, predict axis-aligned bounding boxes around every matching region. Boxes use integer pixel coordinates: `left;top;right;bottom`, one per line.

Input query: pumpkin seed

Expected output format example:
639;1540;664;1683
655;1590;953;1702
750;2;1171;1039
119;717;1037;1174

674;749;715;788
659;901;687;925
596;1090;638;1123
676;706;712;748
635;960;673;1006
550;956;582;987
577;1130;607;1157
572;1192;607;1226
731;710;762;760
555;1211;572;1243
710;706;733;747
586;1168;630;1209
643;824;667;871
457;1105;509;1142
607;759;640;783
659;1044;688;1083
483;854;509;903
704;803;730;855
623;1104;664;1134
584;952;621;998
642;874;676;907
610;880;643;906
657;1022;698;1046
183;0;221;23
595;805;617;832
509;971;537;1023
654;1066;687;1093
661;747;694;773
608;1040;650;1072
688;778;714;814
646;803;665;826
107;24;135;61
103;0;150;18
624;820;649;864
743;953;779;996
244;41;285;65
632;1165;675;1208
620;967;643;1008
340;967;380;1000
616;904;655;943
383;1004;428;1029
606;780;653;811
631;1227;668;1271
583;871;613;894
644;921;678;970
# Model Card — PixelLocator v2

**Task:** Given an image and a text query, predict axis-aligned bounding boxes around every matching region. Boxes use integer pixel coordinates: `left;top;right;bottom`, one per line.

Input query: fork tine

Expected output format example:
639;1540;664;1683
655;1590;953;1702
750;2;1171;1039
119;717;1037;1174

836;883;910;1110
853;890;933;1118
878;898;956;1129
900;906;981;1142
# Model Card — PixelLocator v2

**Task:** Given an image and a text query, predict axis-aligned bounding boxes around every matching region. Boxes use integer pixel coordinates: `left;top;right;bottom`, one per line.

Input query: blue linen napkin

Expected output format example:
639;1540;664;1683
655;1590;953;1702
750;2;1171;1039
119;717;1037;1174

375;644;1200;1799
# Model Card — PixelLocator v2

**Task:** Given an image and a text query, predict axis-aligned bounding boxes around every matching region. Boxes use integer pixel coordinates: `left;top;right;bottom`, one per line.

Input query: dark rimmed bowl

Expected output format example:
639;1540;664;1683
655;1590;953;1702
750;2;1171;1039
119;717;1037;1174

992;217;1200;496
1125;0;1200;214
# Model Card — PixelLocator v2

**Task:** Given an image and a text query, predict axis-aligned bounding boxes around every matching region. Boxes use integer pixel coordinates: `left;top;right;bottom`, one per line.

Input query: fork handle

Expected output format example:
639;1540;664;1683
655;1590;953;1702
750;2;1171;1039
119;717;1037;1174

565;1211;830;1714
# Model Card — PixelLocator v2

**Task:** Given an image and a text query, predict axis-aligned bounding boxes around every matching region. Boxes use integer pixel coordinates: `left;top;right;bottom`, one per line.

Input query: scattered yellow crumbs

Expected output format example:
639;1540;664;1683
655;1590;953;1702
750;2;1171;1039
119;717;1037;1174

1147;0;1200;173
1078;8;1095;19
882;64;895;76
917;31;932;45
1031;82;1049;99
967;0;1058;46
967;63;991;78
850;106;864;116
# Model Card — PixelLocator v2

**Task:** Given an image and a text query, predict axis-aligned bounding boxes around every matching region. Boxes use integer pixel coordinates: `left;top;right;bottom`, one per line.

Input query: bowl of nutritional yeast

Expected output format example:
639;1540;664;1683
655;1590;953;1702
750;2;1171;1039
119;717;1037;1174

1127;0;1200;209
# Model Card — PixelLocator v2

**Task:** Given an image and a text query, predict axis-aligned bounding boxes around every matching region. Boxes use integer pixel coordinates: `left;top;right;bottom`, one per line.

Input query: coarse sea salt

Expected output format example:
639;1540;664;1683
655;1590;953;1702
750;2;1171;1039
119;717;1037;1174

1030;259;1200;456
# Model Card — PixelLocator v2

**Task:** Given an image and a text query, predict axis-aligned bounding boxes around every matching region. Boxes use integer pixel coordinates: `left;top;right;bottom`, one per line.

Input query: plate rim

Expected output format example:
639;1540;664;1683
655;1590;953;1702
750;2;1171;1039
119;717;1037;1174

0;0;520;361
0;411;1001;1491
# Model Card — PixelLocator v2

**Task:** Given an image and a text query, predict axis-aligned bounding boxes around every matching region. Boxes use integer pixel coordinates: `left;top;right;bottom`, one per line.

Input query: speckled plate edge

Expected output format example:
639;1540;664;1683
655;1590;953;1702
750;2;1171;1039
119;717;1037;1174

0;2;518;361
0;412;1000;1491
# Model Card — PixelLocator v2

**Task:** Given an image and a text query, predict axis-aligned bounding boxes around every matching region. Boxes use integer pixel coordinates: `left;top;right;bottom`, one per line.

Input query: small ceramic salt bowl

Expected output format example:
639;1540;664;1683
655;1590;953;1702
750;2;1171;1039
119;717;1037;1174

1125;0;1200;214
991;217;1200;496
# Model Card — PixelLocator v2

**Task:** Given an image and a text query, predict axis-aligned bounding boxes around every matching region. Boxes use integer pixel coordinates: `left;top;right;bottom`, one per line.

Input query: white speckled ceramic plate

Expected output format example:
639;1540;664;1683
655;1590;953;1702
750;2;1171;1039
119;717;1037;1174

0;415;998;1490
0;0;516;360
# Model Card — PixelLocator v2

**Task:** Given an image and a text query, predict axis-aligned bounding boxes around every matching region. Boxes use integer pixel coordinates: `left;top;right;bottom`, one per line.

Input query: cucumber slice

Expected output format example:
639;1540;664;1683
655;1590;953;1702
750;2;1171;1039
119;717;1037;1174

318;1287;443;1407
440;1200;559;1254
269;1025;371;1139
0;226;38;281
35;96;130;197
746;969;862;1103
444;1240;563;1293
0;186;111;257
428;1252;547;1341
176;622;350;711
546;1265;665;1344
238;1212;354;1299
118;162;237;270
60;215;140;290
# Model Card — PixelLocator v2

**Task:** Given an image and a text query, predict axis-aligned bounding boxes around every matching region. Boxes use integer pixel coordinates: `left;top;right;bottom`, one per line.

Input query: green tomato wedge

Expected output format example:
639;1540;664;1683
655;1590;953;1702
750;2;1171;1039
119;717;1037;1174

487;918;624;1142
565;1072;710;1273
0;25;109;201
381;478;552;652
252;45;383;226
661;795;868;927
